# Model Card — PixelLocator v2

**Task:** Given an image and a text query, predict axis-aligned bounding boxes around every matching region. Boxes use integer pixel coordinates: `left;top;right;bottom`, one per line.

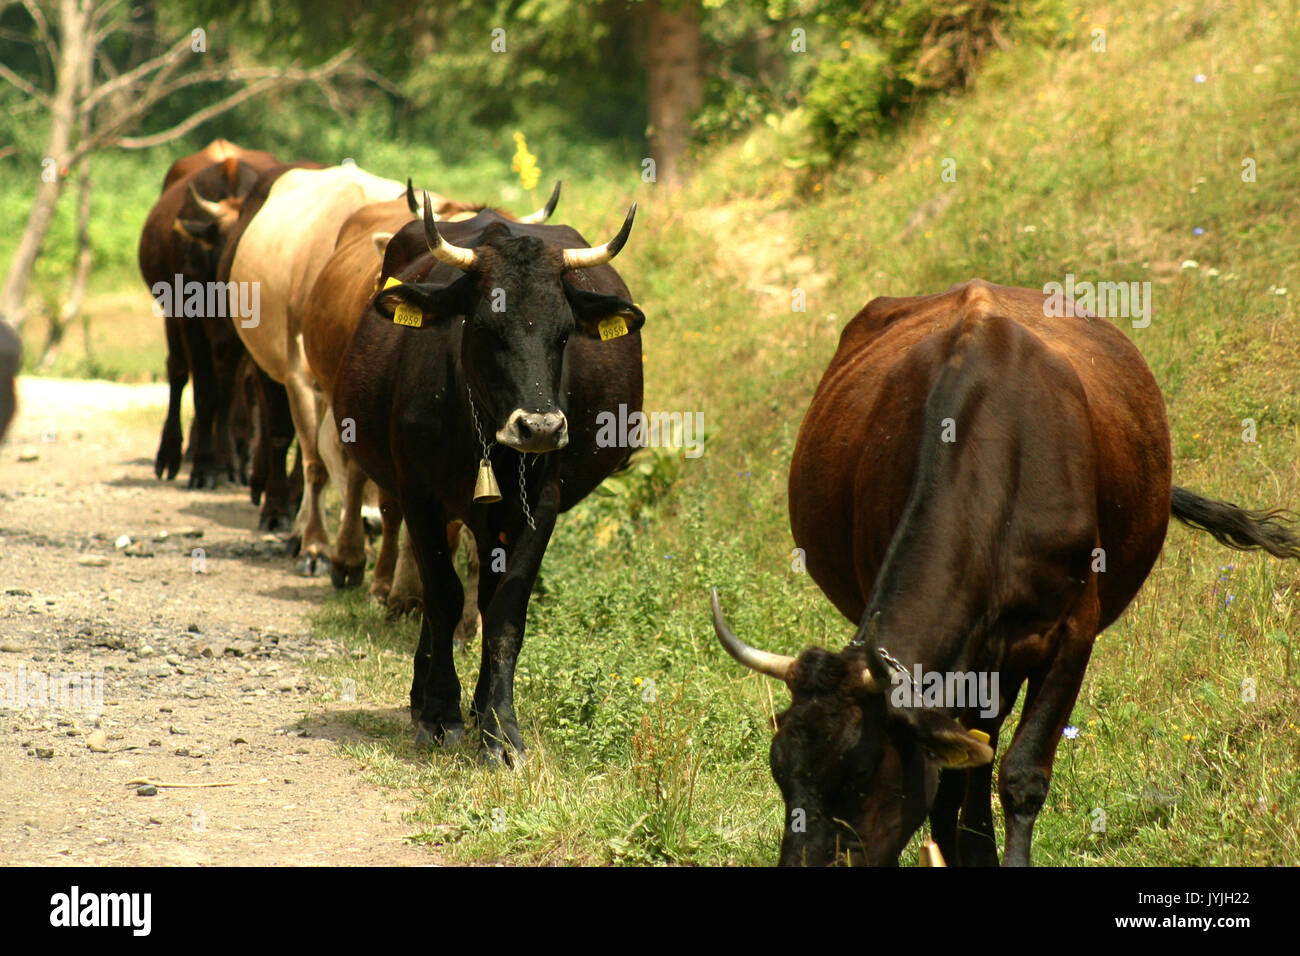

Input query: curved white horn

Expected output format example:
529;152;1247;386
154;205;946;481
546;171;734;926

519;180;562;224
189;184;224;219
711;588;795;682
422;190;477;271
562;203;636;270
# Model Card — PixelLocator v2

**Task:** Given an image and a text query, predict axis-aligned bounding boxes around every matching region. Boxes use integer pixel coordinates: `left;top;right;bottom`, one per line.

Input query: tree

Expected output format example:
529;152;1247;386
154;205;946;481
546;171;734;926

645;0;702;188
0;0;360;331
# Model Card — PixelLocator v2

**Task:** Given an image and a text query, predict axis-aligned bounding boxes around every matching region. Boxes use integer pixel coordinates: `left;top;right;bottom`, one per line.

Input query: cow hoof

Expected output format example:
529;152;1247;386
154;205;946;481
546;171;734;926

413;721;464;751
299;553;330;577
385;599;422;621
329;562;365;590
478;743;526;769
187;467;218;490
282;535;301;557
258;509;292;533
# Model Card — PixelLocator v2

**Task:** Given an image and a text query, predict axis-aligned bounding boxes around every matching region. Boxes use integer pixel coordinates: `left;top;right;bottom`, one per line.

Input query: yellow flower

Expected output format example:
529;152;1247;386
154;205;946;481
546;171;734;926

511;132;541;192
1183;733;1194;742
633;676;643;686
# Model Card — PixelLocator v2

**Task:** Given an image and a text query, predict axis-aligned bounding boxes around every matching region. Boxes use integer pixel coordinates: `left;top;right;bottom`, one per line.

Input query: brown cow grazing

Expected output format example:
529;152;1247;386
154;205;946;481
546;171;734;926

712;279;1300;866
334;197;643;760
138;139;278;486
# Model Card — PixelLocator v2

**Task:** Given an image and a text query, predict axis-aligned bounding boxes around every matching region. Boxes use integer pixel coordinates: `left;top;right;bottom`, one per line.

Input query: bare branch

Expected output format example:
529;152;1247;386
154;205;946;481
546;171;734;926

103;48;357;152
79;31;193;112
19;0;55;63
0;60;50;105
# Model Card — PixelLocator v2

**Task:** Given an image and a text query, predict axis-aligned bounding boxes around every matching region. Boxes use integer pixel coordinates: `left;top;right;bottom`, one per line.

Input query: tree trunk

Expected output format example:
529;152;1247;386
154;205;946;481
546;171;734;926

646;1;703;189
0;0;93;332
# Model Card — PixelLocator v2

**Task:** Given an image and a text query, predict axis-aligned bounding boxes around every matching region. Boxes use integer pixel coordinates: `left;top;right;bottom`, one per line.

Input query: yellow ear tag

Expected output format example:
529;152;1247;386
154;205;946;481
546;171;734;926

392;303;425;328
968;729;990;745
597;315;629;341
383;276;402;289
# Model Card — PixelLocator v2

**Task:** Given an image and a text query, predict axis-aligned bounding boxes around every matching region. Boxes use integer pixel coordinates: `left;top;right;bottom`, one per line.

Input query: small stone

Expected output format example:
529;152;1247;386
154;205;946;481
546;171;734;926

169;724;189;735
274;677;299;692
164;654;181;666
0;642;24;653
148;739;161;747
77;555;110;568
153;531;170;542
173;747;190;757
136;785;158;797
93;837;110;846
177;527;204;539
5;588;31;597
86;731;109;753
124;543;154;558
137;645;155;658
34;747;54;759
114;535;132;549
146;667;170;678
17;447;39;462
233;737;248;745
147;817;163;825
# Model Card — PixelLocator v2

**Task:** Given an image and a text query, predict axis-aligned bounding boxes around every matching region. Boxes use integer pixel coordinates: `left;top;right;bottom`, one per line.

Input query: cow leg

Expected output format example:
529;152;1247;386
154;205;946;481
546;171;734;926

471;459;559;765
369;492;402;605
252;369;295;533
181;317;221;489
402;497;465;749
999;601;1099;867
208;319;244;484
452;525;480;650
387;525;424;618
929;770;964;864
155;313;188;480
957;757;1000;866
328;443;369;590
284;362;330;575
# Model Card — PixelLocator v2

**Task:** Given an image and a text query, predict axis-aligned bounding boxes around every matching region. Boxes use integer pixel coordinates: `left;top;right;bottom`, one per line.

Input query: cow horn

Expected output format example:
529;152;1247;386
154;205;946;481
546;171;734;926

562;203;636;270
189;185;224;220
711;588;795;682
422;190;477;270
406;179;419;215
519;180;562;224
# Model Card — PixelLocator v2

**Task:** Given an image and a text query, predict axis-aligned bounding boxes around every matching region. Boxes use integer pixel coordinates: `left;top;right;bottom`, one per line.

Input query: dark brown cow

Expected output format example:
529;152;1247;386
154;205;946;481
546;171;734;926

334;199;643;760
138;140;278;486
0;318;19;441
712;279;1300;866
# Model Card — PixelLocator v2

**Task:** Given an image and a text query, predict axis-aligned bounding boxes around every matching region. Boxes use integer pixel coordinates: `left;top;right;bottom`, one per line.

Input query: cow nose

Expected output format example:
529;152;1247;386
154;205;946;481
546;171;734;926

497;409;569;452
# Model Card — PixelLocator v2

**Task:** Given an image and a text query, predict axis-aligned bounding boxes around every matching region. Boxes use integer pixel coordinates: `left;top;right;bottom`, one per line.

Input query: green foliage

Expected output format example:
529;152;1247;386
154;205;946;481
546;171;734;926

803;0;1070;158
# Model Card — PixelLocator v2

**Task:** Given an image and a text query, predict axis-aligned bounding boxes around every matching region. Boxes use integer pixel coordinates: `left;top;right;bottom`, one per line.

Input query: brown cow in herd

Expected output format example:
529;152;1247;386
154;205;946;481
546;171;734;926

712;279;1300;866
138;138;279;488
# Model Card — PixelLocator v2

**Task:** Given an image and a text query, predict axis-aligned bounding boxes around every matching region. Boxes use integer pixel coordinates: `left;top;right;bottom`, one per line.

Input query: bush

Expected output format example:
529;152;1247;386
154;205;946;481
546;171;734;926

804;0;1069;158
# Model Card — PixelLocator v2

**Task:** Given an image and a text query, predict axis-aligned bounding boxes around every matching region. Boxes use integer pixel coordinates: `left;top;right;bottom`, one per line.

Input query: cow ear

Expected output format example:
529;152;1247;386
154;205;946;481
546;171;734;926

372;274;475;329
903;709;994;769
565;283;644;341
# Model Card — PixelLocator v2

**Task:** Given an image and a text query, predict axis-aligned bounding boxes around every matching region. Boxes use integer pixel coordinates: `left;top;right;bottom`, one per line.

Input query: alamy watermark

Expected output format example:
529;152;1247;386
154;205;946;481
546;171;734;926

889;665;999;719
150;275;261;328
595;404;704;459
0;663;104;718
1043;273;1152;328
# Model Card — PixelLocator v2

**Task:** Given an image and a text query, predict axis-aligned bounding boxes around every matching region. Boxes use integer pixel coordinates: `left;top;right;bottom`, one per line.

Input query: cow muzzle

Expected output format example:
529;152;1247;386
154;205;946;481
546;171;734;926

497;409;569;452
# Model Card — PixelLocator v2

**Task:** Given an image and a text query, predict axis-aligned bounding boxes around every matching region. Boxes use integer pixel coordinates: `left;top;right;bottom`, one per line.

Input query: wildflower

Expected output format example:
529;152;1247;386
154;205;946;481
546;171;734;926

1181;260;1199;270
633;676;643;686
1183;733;1194;741
1063;726;1080;739
1193;227;1205;236
511;132;541;192
1194;73;1207;83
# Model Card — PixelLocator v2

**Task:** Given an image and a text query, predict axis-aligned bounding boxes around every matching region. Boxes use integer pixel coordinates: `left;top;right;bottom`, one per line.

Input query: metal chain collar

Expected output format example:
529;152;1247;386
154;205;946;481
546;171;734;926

467;384;536;531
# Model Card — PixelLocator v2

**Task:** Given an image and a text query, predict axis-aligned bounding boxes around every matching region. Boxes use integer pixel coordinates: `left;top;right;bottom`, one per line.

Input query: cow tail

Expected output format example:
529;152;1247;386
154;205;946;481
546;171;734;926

1171;486;1300;559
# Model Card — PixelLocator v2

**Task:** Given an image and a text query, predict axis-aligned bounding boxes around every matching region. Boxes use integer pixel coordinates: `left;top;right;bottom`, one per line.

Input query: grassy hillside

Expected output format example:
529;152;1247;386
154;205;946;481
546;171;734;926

310;0;1298;866
7;0;1297;864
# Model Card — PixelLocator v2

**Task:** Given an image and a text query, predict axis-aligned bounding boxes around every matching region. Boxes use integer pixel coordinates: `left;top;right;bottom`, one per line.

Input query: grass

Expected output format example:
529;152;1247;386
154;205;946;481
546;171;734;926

6;0;1299;864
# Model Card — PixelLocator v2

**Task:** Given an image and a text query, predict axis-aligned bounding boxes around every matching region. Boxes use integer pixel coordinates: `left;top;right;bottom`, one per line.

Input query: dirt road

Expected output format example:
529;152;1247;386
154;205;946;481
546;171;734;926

0;378;434;865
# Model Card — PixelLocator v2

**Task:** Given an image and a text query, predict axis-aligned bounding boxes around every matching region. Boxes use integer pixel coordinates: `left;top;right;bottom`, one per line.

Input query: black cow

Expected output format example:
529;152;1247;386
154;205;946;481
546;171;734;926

334;197;644;761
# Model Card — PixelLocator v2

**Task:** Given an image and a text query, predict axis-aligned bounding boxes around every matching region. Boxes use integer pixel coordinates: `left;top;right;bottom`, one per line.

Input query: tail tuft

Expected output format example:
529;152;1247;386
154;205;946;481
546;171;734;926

1171;486;1300;559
